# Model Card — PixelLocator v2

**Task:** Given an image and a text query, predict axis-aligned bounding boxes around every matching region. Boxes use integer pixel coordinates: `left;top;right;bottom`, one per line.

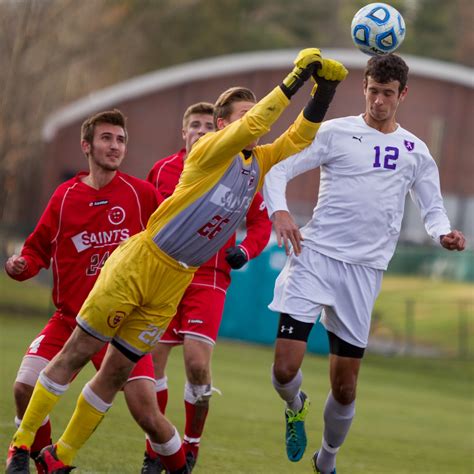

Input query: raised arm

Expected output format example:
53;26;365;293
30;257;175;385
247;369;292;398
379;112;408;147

190;48;324;171
257;57;348;176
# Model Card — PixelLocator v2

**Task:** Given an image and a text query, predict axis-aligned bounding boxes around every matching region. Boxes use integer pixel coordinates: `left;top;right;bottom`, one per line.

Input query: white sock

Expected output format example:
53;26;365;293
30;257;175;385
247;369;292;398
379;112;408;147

271;365;303;412
317;391;355;473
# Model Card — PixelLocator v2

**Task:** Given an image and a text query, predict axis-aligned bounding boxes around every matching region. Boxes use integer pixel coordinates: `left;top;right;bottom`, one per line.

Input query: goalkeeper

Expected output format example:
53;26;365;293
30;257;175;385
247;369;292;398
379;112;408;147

6;48;348;474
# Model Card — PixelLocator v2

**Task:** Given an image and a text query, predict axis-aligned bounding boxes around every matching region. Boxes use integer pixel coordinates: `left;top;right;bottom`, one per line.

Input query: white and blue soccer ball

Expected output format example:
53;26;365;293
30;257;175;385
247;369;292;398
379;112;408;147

351;3;406;56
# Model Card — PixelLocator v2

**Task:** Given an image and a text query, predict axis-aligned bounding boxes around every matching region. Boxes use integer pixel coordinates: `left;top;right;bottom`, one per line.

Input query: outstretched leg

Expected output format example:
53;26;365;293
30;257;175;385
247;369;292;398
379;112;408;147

314;332;363;474
272;313;313;462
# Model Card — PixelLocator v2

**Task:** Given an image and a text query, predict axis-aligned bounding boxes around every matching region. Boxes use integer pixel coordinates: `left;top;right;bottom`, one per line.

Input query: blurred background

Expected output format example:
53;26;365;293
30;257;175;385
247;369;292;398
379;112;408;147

0;0;472;359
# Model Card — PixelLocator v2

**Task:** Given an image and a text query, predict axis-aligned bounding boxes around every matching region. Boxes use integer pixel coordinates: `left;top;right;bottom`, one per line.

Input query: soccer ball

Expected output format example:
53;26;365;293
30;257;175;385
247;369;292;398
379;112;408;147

351;3;406;56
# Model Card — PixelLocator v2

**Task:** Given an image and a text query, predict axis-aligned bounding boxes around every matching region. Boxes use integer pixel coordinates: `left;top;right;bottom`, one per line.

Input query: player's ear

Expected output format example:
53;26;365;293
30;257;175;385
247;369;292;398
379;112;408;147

362;78;368;95
399;86;408;103
81;139;91;156
216;117;227;130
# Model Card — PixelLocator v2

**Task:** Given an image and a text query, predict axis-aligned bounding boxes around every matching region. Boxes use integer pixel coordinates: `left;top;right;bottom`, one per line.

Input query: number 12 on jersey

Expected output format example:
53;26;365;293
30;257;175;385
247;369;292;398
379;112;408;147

373;146;399;170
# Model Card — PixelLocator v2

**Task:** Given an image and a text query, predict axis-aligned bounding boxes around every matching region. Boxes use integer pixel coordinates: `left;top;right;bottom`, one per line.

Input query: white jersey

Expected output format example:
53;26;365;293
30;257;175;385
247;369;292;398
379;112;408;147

263;115;451;270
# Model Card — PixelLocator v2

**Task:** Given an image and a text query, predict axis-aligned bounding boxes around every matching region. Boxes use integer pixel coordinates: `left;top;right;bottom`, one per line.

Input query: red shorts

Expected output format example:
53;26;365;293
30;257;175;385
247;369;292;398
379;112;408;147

160;284;226;345
25;312;154;380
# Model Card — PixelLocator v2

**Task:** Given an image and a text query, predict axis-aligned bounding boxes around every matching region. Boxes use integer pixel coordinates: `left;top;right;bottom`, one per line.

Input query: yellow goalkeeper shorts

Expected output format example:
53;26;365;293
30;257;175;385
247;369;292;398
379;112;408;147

77;232;196;359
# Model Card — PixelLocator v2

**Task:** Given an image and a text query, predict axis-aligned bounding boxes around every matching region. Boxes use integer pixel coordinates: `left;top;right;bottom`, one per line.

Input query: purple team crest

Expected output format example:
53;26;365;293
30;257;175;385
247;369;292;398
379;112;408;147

404;140;415;151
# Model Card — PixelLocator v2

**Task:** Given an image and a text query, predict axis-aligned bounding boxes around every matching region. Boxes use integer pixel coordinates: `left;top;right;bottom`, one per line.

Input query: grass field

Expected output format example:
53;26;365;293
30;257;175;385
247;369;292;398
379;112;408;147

372;276;474;357
0;274;473;473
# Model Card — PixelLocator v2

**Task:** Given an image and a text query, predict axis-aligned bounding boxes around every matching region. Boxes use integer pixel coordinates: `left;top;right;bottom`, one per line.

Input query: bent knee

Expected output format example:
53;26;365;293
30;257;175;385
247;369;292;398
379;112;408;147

273;363;299;385
332;384;356;405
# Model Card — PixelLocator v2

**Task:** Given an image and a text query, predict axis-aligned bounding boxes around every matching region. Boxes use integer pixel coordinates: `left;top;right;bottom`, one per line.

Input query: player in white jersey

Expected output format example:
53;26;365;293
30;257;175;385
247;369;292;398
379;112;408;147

262;54;466;474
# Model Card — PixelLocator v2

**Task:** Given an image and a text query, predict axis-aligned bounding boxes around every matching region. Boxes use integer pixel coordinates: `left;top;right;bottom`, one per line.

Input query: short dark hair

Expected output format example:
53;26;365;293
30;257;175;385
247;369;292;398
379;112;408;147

81;109;127;144
364;54;409;93
182;102;214;128
213;87;257;128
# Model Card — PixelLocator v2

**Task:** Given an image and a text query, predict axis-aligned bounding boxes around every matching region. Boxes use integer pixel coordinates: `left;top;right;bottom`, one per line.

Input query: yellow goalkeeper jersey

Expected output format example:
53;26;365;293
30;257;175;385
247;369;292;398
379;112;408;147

146;86;320;267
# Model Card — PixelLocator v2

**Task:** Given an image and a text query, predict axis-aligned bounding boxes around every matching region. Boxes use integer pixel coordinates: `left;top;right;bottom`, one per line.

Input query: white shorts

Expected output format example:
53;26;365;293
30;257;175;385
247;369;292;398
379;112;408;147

269;247;383;348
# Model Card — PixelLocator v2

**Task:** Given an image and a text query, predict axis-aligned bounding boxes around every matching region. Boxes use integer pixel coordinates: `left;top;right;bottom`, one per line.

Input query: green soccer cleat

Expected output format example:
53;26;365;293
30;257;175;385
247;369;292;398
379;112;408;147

285;391;310;462
311;451;336;474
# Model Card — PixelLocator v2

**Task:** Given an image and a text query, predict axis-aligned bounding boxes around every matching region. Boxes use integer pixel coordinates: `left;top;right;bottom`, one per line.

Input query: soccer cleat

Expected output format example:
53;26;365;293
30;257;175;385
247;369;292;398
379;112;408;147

285;391;310;462
31;451;47;474
37;445;74;474
184;451;196;472
141;451;165;474
5;445;30;473
311;451;336;474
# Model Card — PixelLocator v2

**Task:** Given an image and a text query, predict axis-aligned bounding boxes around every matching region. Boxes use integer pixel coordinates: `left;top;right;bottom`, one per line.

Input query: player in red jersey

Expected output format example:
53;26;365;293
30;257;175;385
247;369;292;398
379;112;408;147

145;102;272;471
5;109;188;473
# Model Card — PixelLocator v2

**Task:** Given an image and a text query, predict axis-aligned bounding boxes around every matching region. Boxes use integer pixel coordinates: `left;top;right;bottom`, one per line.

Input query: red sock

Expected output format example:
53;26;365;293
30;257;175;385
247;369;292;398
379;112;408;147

183;400;209;460
30;418;52;454
156;389;168;414
145;439;158;459
183;439;199;461
33;459;46;474
30;419;52;474
159;444;186;472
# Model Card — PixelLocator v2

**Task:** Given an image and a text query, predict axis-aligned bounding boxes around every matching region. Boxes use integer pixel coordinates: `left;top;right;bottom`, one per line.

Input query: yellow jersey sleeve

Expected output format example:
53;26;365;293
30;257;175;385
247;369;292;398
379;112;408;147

254;111;321;189
188;86;290;171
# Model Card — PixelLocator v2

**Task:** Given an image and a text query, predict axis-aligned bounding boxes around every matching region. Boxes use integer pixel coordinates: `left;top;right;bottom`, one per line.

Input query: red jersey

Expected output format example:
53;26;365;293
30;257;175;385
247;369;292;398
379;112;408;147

147;149;272;291
7;171;159;324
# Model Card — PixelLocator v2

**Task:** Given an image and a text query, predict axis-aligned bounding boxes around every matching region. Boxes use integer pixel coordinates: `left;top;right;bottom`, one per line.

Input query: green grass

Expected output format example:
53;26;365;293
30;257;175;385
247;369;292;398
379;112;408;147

373;276;474;356
1;312;473;473
1;272;473;356
0;272;52;314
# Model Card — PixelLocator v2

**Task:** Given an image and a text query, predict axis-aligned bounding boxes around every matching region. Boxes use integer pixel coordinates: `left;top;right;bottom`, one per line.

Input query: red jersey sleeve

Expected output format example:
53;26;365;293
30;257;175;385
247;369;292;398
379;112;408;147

6;190;61;281
147;150;185;201
140;180;162;219
238;192;272;260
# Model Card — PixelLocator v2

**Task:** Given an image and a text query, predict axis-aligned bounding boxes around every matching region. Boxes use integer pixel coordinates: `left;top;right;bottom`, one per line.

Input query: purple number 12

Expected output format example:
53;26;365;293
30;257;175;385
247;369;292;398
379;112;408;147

373;146;399;170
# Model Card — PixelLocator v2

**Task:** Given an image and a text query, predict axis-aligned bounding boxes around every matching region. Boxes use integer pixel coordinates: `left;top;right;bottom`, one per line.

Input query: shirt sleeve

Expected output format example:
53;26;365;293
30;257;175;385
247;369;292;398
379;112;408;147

146;164;158;189
409;155;451;244
147;157;181;201
256;110;322;180
238;192;272;260
189;87;290;171
142;184;161;222
8;194;59;281
263;129;329;217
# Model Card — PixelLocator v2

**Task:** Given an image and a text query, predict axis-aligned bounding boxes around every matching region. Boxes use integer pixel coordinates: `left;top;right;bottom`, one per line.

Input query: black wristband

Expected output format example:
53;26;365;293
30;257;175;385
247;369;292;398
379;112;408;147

303;80;338;122
280;83;293;99
280;77;305;99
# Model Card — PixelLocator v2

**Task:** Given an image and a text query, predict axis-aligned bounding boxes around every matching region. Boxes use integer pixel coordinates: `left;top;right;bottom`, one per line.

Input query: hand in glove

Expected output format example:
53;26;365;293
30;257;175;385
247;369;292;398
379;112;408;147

225;246;249;269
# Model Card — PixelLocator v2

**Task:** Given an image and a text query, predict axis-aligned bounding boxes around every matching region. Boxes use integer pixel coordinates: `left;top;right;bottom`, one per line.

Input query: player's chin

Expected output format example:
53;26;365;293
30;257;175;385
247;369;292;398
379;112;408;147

102;163;120;172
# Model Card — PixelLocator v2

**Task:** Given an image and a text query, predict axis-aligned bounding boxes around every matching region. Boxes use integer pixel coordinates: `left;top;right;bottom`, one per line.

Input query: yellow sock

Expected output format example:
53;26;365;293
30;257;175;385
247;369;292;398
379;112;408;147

12;380;60;449
56;392;105;465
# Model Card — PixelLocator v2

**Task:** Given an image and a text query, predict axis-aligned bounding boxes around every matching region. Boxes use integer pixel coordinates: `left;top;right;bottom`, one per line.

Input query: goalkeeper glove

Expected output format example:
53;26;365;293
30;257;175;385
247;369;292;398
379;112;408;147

225;246;248;269
303;58;348;122
281;48;322;99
